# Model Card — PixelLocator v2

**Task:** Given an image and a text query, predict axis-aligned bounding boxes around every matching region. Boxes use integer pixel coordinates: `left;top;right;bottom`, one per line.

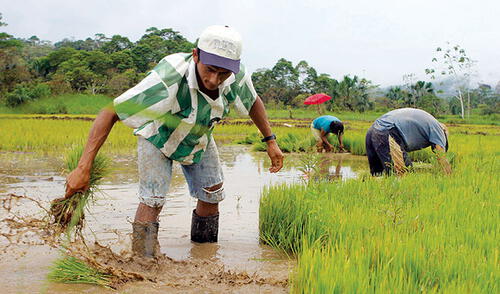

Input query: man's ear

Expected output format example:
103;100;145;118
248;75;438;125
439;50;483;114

192;48;199;63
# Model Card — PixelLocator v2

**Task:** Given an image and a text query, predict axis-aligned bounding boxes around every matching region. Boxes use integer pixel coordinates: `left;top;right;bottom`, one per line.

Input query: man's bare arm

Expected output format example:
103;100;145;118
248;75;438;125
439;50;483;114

65;107;119;198
338;133;345;151
320;130;333;152
248;96;284;173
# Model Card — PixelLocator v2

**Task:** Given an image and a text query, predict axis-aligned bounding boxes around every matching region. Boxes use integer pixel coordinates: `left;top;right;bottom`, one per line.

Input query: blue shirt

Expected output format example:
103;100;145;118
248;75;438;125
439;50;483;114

372;108;447;151
313;115;341;133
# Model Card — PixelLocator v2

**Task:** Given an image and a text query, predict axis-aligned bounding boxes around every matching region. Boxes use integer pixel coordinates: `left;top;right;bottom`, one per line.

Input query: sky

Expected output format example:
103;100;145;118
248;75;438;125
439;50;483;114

1;0;499;87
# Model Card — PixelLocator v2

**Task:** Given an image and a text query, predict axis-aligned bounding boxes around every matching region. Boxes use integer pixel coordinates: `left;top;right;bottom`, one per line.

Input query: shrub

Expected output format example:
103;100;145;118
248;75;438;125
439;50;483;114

5;83;51;107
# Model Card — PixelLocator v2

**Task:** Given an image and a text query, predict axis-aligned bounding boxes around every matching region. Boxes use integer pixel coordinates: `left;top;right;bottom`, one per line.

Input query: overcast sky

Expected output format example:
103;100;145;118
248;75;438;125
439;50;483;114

1;0;499;87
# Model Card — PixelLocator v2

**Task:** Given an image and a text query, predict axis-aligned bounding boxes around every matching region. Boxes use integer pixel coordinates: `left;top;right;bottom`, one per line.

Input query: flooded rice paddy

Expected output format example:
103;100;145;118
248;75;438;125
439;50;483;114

0;145;368;293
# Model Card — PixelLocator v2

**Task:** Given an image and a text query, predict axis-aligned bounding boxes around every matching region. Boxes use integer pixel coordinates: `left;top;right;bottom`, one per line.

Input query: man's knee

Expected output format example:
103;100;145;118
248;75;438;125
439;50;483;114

198;182;225;204
203;182;223;192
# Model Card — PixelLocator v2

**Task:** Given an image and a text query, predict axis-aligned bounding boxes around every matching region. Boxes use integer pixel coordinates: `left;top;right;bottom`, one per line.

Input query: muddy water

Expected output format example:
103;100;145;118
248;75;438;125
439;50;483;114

0;146;368;293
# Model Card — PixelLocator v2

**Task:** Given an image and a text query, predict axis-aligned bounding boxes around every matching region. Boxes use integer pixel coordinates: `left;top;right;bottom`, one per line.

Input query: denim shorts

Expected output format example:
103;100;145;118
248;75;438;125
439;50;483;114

310;122;322;141
137;136;225;208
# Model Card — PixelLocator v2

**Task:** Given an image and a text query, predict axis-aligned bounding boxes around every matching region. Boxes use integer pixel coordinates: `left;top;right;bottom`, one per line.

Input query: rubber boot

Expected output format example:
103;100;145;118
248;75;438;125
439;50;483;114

132;221;160;258
191;209;219;243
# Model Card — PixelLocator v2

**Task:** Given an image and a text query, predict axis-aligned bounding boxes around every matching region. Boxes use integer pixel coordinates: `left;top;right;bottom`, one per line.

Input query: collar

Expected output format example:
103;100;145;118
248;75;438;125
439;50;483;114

186;59;199;90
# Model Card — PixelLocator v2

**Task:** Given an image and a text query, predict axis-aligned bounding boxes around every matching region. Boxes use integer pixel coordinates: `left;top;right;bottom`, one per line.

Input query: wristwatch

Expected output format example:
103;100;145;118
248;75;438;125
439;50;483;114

261;134;277;142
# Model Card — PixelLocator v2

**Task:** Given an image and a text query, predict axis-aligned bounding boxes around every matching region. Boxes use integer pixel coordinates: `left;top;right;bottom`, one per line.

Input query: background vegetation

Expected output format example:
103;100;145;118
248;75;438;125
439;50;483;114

1;12;498;121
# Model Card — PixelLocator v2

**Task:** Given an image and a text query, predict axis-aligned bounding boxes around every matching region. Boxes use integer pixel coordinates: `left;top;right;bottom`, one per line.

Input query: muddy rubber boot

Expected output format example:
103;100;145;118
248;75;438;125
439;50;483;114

191;209;219;243
132;221;160;258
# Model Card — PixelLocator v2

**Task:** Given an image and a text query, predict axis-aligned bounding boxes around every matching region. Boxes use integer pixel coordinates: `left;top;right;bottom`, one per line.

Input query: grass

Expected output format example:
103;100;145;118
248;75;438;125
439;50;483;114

1;93;113;115
2;93;498;125
0;115;458;168
47;255;112;288
49;146;110;232
259;134;500;293
0;116;135;153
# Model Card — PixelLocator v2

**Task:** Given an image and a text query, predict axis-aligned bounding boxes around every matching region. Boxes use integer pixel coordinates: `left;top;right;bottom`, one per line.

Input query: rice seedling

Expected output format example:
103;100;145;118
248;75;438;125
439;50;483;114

260;134;500;293
47;255;112;288
49;146;109;232
0;117;135;153
389;135;406;175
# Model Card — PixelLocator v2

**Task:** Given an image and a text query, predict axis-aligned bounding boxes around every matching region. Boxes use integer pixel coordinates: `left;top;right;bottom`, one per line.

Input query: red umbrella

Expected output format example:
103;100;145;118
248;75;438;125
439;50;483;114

303;93;332;105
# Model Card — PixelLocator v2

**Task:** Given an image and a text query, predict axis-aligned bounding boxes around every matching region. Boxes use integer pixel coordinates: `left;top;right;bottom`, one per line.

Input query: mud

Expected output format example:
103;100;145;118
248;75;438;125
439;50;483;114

0;146;367;293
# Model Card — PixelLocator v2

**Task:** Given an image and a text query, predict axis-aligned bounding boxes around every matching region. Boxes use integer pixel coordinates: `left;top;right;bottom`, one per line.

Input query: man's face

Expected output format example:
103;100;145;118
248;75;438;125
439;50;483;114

193;49;232;91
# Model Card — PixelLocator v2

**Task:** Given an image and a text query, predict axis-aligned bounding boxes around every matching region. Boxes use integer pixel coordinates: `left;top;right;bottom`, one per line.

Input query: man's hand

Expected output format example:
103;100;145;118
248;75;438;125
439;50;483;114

65;166;91;198
323;142;332;152
266;140;284;173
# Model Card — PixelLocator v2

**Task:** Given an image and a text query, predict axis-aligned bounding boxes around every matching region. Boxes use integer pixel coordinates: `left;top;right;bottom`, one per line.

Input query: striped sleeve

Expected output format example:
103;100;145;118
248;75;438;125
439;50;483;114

231;65;258;116
114;73;181;130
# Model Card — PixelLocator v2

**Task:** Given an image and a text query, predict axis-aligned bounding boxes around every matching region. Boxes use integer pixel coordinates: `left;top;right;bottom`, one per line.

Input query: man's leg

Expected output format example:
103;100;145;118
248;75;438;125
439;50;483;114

134;203;162;222
195;183;222;217
133;137;172;257
182;138;224;243
311;123;323;153
190;185;221;243
366;127;385;176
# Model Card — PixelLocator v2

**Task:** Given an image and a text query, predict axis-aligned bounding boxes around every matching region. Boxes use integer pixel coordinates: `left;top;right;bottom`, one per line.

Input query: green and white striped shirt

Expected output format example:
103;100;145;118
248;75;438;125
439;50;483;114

113;53;257;164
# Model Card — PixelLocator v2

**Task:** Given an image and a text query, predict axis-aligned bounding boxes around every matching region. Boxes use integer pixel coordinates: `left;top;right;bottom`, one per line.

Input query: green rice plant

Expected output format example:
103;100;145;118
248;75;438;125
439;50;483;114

47;255;112;287
50;146;109;231
235;132;261;144
0;117;136;153
260;134;500;293
332;132;367;155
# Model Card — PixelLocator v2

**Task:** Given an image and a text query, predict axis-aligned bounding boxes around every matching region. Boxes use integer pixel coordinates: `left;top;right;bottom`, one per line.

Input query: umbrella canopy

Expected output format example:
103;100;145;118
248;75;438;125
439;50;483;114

303;93;332;105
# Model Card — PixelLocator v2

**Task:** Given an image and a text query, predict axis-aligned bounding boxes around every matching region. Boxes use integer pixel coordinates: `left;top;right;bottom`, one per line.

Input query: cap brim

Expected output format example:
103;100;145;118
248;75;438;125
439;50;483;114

199;49;240;74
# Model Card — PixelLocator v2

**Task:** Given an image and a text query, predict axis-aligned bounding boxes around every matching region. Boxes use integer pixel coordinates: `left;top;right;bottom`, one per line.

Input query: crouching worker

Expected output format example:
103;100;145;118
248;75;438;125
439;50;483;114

64;25;284;258
311;115;345;152
365;108;451;176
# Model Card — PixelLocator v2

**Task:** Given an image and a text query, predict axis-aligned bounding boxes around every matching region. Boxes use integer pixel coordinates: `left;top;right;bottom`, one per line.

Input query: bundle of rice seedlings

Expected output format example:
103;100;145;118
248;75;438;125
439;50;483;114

47;255;112;288
388;135;406;176
50;146;109;231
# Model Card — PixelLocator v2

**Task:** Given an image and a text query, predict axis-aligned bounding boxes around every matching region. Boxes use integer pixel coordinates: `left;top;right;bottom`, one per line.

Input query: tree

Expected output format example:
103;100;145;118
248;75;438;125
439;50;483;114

110;50;136;72
251;68;275;103
0;47;31;92
101;35;133;54
470;84;500;115
0;18;31;92
386;86;407;107
295;60;317;93
408;81;435;107
333;75;373;112
106;69;138;96
0;13;6;27
426;42;476;119
136;27;194;64
32;47;79;78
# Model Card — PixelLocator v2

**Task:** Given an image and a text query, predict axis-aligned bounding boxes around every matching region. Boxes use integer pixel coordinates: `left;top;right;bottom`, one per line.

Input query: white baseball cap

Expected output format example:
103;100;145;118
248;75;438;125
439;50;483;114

197;25;242;74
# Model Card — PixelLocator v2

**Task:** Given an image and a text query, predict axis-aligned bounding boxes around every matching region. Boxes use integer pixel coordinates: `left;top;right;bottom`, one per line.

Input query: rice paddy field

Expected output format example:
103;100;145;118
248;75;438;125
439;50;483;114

0;113;499;293
258;121;499;293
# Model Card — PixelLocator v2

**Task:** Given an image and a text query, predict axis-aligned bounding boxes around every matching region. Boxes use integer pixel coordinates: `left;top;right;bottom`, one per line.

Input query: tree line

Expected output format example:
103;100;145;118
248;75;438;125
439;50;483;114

1;13;498;116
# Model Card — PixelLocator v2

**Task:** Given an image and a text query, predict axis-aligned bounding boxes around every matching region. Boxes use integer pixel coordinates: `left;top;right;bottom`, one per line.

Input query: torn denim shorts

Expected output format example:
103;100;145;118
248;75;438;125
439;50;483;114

137;136;225;208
